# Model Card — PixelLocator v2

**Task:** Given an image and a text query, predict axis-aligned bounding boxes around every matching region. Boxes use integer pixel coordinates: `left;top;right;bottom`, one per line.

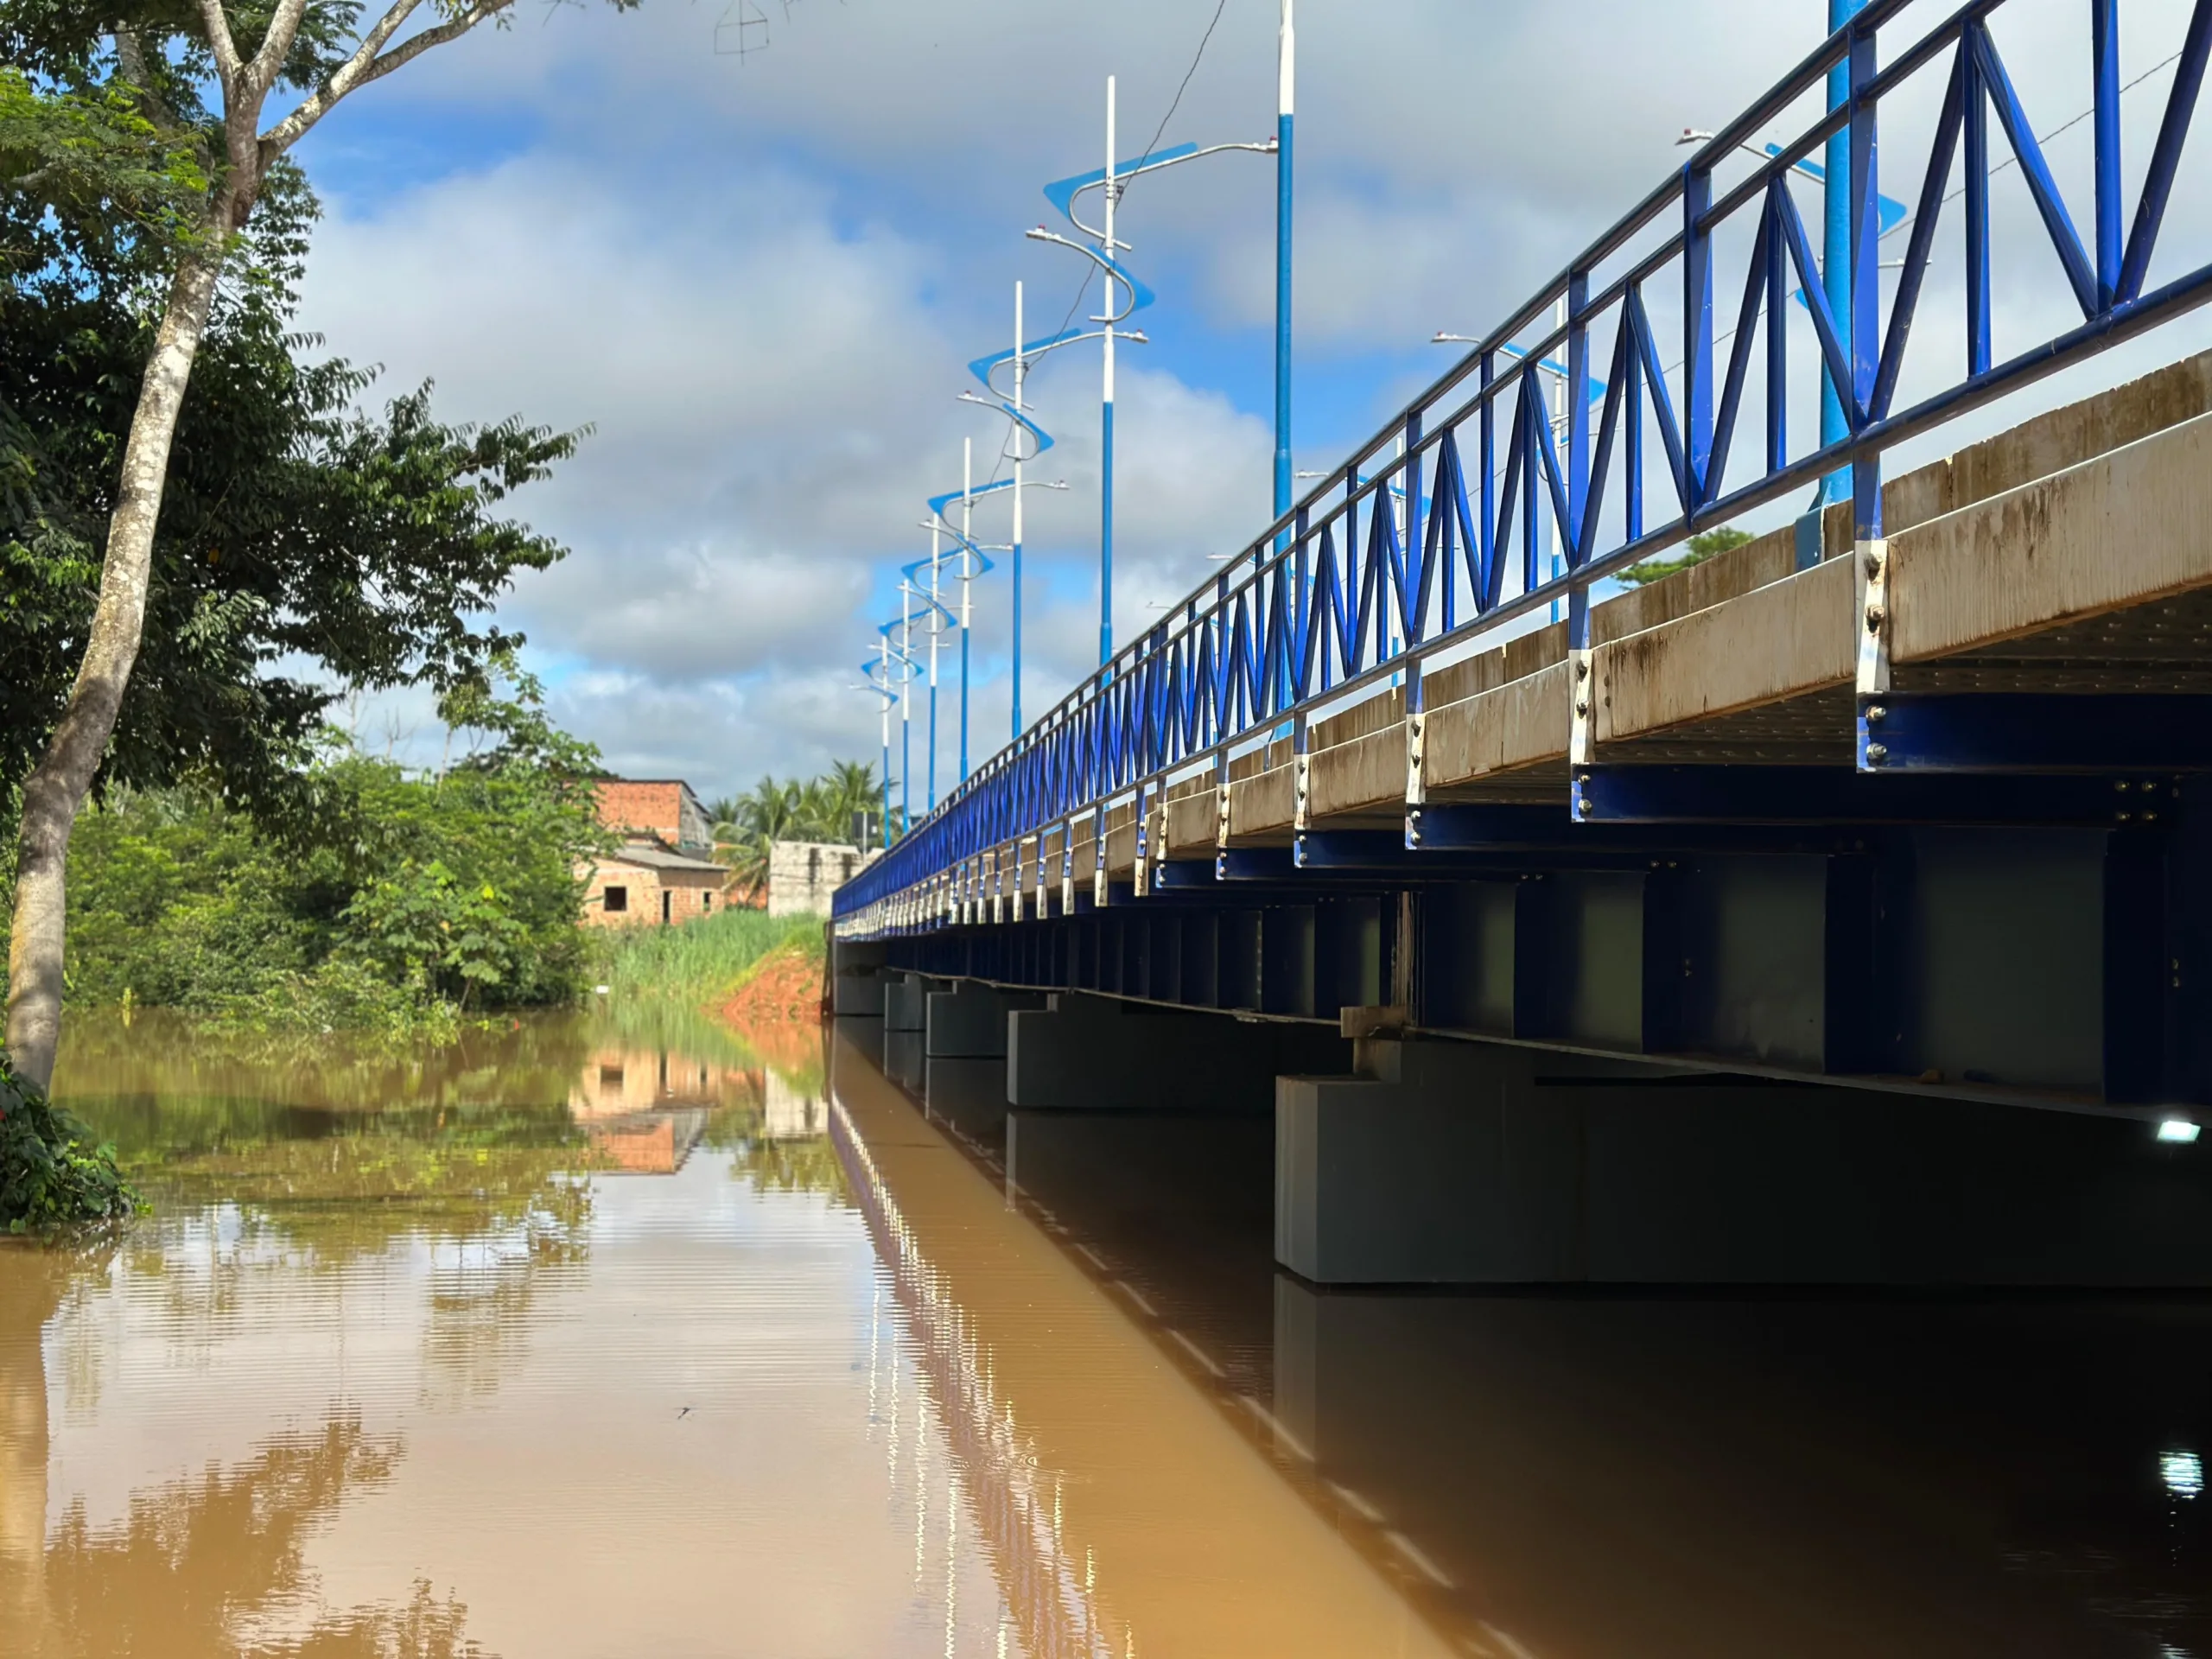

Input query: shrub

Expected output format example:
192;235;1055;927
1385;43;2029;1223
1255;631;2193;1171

0;1055;140;1230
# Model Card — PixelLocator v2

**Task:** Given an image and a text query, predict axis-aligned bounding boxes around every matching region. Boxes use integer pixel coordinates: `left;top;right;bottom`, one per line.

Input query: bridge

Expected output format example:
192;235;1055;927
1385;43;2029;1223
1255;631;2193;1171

832;0;2212;1286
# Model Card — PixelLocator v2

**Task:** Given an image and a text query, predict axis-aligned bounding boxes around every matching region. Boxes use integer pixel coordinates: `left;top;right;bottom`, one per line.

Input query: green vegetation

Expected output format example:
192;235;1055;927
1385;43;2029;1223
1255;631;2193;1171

708;760;881;894
0;1053;138;1230
1;130;575;830
594;906;824;1007
7;674;607;1041
1618;525;1757;588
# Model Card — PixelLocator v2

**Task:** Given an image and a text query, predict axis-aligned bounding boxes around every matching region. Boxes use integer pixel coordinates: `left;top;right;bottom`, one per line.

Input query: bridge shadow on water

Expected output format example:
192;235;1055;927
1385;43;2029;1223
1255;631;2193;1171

842;1014;2212;1659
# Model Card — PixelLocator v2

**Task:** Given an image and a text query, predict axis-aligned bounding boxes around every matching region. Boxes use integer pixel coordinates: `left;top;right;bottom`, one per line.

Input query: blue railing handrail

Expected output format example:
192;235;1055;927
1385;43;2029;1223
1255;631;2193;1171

839;0;2212;925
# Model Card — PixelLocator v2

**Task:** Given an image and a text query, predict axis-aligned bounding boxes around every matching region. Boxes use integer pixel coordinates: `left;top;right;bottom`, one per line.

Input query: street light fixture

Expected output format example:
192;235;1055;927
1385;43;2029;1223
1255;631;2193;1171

1027;73;1274;668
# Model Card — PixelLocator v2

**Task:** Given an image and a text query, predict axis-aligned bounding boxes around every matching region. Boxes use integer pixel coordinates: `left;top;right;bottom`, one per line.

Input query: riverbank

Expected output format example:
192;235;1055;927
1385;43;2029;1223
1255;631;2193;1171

593;908;822;1007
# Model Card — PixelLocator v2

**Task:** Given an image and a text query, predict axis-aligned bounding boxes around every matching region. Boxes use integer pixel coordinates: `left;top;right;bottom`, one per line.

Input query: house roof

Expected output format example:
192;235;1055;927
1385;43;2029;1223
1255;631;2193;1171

600;841;726;874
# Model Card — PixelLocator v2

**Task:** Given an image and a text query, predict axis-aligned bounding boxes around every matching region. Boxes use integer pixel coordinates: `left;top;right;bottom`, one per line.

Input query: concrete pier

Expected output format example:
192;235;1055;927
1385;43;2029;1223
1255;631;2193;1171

882;972;939;1033
829;941;888;1016
1278;1038;2212;1287
1009;993;1350;1114
925;981;1045;1058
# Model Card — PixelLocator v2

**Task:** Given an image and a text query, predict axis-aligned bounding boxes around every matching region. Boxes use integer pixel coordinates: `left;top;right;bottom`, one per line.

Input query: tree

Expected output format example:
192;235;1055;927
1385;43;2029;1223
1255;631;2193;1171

817;759;879;842
3;0;638;1091
1617;526;1756;588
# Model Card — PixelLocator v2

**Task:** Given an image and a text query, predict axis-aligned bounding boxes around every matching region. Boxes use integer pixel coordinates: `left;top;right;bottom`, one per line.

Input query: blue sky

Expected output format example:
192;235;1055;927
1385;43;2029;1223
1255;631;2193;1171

287;0;2212;807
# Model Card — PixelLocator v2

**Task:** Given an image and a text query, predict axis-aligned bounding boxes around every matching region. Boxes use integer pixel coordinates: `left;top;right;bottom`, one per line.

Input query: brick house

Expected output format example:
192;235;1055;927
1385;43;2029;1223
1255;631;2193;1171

581;778;727;928
594;779;714;855
581;838;727;928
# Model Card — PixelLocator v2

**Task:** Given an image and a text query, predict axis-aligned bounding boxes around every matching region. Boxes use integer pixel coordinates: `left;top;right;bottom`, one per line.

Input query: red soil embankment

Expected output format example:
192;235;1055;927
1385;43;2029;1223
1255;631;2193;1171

717;943;827;1060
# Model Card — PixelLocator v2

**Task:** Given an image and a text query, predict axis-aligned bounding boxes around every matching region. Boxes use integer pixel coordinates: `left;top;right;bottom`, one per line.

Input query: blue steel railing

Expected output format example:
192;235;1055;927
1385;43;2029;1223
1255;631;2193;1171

841;0;2212;929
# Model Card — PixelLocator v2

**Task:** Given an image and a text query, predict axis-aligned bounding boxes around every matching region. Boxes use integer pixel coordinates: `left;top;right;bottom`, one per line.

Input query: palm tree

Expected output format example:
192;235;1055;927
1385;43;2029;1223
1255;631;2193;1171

709;762;886;902
820;760;880;843
714;777;808;899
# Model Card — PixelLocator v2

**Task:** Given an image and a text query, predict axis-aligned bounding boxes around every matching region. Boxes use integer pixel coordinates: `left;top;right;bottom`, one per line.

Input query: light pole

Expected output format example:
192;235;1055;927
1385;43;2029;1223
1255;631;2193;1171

960;438;974;780
1821;0;1866;507
1028;83;1272;665
859;639;901;849
963;297;1072;740
1012;282;1026;731
899;557;957;811
1102;75;1119;669
1274;0;1295;520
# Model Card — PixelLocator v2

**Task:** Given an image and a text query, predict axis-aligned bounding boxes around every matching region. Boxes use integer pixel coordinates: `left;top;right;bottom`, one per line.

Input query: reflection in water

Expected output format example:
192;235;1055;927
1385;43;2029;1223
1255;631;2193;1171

2;1009;1014;1657
16;1002;2202;1656
832;1027;1459;1659
957;1048;2212;1659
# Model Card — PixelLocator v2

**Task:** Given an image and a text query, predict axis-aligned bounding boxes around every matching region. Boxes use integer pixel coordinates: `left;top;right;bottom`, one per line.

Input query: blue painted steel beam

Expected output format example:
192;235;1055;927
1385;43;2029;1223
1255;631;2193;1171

1859;695;2212;773
1404;803;1573;850
1574;764;2161;824
1215;847;1301;882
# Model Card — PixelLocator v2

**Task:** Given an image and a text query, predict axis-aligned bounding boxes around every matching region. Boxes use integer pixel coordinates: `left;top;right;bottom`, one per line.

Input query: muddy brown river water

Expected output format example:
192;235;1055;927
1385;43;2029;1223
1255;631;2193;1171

2;1007;2209;1656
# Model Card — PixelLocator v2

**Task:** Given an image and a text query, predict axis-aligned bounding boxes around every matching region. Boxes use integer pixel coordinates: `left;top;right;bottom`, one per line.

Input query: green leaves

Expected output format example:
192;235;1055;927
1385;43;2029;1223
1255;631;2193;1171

27;679;607;1033
1618;525;1757;589
0;66;207;233
1;106;577;817
708;761;880;894
0;1052;141;1230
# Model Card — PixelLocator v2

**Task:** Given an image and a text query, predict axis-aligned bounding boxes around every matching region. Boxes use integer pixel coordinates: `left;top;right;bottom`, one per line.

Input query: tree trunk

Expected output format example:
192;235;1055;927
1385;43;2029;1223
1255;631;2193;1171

3;246;226;1092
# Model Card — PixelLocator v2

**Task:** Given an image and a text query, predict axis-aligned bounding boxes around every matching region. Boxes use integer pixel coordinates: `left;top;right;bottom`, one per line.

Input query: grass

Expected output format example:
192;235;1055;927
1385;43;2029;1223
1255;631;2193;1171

592;908;823;1007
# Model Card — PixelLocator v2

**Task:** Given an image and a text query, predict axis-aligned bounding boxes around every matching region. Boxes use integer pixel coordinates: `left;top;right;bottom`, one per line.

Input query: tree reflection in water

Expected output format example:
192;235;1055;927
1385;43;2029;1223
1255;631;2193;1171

6;1244;489;1658
6;1002;857;1656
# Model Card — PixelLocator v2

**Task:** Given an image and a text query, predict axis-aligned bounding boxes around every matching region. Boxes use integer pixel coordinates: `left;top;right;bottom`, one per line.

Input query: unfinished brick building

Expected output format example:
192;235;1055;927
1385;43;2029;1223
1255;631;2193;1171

581;778;727;928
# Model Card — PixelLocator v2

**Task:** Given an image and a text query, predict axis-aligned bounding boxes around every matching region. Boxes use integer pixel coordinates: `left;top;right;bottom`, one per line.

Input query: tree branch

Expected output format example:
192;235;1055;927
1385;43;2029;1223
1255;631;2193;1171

113;29;193;144
260;0;512;156
243;0;314;96
194;0;245;89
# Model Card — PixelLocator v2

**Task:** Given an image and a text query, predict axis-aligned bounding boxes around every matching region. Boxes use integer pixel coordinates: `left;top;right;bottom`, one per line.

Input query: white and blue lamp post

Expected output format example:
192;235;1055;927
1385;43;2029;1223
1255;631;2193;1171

1027;79;1274;665
1274;0;1295;519
960;281;1072;738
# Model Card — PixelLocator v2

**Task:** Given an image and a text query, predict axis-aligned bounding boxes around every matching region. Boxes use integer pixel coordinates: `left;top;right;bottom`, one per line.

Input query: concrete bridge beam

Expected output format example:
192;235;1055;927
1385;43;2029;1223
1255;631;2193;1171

1008;992;1350;1114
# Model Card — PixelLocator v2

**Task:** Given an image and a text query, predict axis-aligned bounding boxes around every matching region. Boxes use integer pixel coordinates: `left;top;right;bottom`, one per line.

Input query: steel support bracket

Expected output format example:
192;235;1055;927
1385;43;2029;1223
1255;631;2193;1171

1406;801;1575;849
1854;537;1892;772
1059;821;1075;918
1215;846;1300;882
1091;805;1109;909
1568;647;1597;775
1132;785;1150;898
1298;830;1417;869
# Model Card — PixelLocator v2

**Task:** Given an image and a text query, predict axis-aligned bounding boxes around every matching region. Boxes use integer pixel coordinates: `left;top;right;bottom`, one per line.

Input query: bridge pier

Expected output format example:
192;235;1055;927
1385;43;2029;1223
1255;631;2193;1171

829;939;889;1016
925;980;1045;1058
1278;1037;2212;1287
1008;992;1350;1114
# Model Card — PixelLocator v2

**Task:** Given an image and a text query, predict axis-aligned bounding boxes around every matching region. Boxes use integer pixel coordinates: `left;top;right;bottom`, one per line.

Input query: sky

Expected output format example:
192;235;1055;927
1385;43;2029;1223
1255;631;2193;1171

287;0;2212;810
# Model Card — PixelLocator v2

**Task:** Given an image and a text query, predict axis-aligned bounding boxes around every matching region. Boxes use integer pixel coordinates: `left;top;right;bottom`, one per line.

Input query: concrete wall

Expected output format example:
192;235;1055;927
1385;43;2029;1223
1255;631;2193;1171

770;840;865;917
